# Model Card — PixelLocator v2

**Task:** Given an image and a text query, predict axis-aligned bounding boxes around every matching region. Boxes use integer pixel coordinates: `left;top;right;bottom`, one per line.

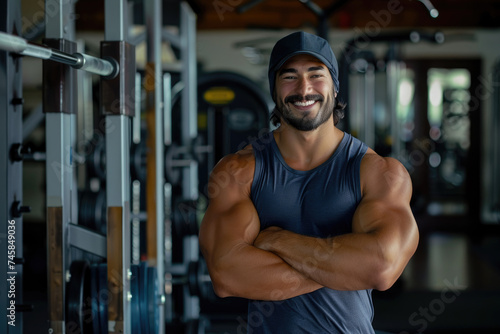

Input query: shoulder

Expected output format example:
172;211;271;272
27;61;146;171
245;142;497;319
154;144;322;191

208;145;255;198
360;149;412;199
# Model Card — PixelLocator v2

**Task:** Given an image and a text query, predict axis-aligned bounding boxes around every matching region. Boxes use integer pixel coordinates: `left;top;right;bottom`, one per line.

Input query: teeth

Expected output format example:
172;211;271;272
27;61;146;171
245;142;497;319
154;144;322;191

293;100;315;107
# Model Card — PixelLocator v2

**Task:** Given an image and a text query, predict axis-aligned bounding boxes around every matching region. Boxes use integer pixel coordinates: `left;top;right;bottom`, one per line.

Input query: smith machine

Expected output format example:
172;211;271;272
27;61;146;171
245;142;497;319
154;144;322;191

0;0;216;333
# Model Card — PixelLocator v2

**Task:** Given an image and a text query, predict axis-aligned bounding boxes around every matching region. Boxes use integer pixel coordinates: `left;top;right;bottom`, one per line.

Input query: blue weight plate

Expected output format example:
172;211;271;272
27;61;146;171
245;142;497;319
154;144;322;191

90;264;100;334
147;266;160;334
98;264;108;334
139;261;149;334
130;264;142;334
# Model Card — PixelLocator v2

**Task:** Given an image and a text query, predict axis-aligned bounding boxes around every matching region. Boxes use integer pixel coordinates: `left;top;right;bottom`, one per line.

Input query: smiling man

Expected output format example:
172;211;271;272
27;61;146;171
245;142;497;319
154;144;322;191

199;31;419;333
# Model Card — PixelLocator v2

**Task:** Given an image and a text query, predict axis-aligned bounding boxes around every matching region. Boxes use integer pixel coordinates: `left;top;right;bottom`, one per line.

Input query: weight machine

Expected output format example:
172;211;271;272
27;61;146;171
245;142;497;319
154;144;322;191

0;0;205;333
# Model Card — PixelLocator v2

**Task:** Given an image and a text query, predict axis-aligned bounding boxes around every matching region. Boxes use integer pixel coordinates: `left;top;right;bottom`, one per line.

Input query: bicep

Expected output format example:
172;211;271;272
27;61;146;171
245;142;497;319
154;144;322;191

198;153;260;263
353;157;419;261
199;198;260;259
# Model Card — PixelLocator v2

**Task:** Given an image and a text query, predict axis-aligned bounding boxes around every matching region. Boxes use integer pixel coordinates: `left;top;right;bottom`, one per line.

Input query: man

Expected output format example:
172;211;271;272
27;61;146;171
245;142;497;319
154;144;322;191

199;31;419;333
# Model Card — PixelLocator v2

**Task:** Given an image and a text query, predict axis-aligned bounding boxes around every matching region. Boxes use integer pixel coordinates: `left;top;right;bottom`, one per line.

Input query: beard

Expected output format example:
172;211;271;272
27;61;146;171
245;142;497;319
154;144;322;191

275;93;335;131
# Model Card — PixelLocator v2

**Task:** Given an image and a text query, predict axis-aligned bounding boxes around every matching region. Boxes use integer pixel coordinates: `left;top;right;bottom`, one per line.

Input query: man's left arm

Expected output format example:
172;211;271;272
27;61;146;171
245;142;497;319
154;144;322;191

253;154;419;291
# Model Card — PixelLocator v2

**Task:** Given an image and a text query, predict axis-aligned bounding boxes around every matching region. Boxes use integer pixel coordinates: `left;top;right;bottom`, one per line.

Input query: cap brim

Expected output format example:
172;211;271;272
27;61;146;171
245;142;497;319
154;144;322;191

272;50;331;73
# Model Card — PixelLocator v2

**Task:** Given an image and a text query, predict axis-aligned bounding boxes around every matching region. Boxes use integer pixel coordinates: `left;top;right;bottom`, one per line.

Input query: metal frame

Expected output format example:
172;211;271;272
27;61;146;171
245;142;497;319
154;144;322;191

43;1;78;333
0;0;24;333
144;0;166;331
180;1;200;321
102;1;134;332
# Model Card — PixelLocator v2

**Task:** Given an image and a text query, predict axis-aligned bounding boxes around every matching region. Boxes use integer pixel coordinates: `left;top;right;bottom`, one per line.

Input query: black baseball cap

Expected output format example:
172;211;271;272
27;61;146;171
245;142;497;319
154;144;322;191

268;31;339;101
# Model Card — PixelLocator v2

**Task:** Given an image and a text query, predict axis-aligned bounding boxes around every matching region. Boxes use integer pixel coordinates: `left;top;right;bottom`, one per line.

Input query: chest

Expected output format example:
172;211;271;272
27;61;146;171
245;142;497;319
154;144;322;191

252;168;360;237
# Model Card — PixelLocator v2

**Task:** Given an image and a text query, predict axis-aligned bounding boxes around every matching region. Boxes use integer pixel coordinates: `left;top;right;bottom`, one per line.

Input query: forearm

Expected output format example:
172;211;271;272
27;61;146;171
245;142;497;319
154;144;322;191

261;230;391;291
206;242;322;300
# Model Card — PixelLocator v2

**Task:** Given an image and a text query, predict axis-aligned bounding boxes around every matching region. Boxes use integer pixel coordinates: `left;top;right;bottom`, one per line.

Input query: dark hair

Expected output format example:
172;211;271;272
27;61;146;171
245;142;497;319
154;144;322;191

270;94;346;127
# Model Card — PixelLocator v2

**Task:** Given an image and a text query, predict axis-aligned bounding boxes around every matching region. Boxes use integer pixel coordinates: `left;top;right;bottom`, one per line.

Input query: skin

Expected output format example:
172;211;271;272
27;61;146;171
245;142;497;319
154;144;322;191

198;54;419;301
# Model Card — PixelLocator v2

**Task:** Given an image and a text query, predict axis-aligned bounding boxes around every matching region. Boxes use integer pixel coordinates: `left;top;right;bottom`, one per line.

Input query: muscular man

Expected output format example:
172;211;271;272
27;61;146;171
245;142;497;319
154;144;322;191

199;31;419;333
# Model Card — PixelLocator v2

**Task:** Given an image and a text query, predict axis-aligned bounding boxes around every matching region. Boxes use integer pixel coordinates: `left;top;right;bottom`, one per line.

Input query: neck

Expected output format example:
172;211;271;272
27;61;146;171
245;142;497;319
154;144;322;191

273;117;344;171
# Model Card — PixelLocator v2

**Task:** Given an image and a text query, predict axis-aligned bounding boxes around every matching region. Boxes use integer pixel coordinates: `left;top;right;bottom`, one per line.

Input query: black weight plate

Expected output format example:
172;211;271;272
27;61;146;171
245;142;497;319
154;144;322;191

198;257;216;303
88;139;106;180
97;263;108;334
90;264;100;334
147;266;160;334
131;141;147;182
164;143;182;185
139;261;149;334
130;264;142;334
66;260;92;334
78;190;106;235
187;260;199;297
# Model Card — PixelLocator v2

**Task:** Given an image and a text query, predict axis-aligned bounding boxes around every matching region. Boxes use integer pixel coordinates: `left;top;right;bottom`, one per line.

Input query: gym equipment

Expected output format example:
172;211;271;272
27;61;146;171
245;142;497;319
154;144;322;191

78;190;107;235
164;137;212;186
0;31;118;77
67;261;160;334
166;257;215;302
172;199;201;237
195;71;272;195
131;140;147;182
65;261;92;334
90;263;108;334
86;139;106;181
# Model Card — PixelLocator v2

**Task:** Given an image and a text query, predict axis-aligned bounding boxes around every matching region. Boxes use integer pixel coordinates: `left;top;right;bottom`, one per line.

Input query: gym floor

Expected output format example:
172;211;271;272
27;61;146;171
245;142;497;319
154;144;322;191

22;218;500;333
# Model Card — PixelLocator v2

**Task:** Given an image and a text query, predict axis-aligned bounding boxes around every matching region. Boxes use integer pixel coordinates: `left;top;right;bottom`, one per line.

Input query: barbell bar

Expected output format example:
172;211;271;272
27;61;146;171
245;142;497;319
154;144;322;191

0;31;118;78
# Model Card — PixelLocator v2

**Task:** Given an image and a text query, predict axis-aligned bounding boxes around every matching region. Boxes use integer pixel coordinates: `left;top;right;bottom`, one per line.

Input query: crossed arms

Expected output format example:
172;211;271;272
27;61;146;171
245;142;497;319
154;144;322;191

198;146;419;301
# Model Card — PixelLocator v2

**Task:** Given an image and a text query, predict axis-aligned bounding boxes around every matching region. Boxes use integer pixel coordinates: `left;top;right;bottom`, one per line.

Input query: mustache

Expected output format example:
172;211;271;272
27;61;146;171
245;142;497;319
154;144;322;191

284;94;324;104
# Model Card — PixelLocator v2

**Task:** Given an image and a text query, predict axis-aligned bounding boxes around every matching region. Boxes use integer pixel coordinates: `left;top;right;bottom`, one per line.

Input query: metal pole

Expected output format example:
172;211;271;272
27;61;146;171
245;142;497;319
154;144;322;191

145;0;166;332
180;1;200;321
1;0;24;333
364;63;376;148
43;1;78;333
102;0;134;333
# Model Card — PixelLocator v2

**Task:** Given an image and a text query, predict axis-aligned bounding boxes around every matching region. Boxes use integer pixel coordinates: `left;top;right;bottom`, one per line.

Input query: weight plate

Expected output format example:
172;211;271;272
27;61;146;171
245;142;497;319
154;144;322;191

66;260;92;334
130;264;142;334
198;257;216;302
147;266;160;334
139;261;149;334
131;141;147;182
90;264;100;334
173;199;199;237
164;143;182;185
97;263;108;334
88;139;106;180
187;260;199;297
78;190;106;235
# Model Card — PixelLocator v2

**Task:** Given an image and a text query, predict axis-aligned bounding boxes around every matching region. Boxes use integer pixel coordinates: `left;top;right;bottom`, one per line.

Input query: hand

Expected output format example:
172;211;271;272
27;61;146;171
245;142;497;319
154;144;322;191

253;226;284;252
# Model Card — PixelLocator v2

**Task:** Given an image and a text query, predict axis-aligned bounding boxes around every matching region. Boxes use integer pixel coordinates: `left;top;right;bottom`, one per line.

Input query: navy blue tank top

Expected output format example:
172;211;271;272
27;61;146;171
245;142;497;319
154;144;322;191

248;131;374;334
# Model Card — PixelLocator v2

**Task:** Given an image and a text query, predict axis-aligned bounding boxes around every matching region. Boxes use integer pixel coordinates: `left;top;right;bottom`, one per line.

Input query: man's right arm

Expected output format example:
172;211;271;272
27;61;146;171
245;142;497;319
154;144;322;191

199;146;322;301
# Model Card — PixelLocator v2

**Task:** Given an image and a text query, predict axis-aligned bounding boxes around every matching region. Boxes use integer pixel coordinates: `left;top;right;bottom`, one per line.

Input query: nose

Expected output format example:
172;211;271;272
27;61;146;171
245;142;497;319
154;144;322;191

296;76;312;97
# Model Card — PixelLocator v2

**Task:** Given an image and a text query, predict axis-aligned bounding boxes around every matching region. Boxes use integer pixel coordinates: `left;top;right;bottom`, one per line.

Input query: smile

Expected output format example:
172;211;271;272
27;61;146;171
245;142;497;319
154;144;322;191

293;100;316;107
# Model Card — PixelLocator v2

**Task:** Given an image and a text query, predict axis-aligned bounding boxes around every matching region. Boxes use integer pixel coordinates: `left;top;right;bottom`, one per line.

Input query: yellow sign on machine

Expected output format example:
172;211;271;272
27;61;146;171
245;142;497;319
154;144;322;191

203;87;235;105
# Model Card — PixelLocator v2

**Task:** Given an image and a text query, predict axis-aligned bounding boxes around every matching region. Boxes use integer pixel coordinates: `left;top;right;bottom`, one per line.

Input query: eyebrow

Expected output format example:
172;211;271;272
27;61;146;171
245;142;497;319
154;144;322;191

278;66;326;76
